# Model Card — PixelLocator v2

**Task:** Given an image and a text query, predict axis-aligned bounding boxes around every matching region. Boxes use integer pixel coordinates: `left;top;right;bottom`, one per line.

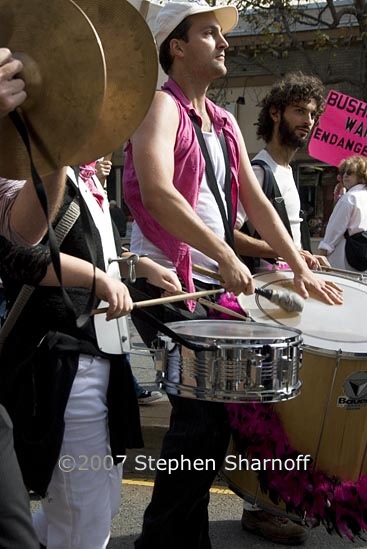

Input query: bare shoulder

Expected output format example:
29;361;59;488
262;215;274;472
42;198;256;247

151;90;179;122
133;90;178;143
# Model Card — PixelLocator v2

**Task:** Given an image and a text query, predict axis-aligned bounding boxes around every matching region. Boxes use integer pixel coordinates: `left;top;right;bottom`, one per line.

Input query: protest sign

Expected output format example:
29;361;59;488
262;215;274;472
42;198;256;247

308;90;367;166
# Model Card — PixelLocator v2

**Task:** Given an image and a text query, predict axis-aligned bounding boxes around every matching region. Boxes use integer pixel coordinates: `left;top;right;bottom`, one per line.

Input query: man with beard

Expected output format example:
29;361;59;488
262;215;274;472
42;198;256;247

235;72;328;544
235;72;329;274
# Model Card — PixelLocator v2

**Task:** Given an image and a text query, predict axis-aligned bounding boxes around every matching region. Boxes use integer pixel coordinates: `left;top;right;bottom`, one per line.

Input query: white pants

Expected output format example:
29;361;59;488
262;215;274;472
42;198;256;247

33;354;123;549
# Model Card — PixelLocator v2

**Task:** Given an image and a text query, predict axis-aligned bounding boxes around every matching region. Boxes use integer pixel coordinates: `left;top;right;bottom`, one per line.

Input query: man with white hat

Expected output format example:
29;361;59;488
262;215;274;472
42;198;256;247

123;2;342;548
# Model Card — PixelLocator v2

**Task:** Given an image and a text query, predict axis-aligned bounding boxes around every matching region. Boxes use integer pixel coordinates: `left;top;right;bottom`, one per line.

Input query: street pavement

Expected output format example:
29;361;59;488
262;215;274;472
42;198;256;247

107;482;367;548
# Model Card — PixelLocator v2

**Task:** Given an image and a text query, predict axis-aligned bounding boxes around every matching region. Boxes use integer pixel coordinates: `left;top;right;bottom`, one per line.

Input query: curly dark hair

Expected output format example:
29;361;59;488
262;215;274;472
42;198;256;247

159;17;192;75
256;72;325;143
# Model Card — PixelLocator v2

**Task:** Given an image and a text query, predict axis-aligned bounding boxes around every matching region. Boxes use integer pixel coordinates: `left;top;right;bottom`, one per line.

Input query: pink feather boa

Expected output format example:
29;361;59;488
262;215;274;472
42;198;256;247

226;402;367;541
210;293;367;541
209;291;247;320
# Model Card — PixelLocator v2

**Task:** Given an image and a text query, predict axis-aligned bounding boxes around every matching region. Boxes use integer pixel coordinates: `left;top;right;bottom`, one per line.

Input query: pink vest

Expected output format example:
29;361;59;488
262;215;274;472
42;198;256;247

123;78;240;308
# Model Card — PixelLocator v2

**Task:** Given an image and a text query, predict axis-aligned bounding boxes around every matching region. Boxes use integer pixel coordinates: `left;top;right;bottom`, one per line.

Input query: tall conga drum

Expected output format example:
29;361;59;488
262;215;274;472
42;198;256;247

222;270;367;517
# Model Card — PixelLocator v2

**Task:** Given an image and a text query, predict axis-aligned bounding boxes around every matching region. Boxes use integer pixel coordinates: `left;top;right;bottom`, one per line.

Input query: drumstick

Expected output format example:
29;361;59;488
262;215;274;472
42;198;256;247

92;287;225;315
321;265;366;278
192;265;304;313
197;298;249;321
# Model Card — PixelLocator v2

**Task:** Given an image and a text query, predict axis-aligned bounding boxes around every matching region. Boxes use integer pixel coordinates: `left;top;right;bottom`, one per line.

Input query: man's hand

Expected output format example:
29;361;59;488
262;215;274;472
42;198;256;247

299;250;331;270
218;255;255;295
141;259;182;293
292;269;343;305
95;270;133;321
312;254;331;268
0;48;26;118
95;159;112;184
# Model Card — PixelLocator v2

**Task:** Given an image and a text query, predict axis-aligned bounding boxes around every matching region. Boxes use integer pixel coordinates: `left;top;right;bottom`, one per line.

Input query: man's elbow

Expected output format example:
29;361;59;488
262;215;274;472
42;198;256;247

141;193;165;217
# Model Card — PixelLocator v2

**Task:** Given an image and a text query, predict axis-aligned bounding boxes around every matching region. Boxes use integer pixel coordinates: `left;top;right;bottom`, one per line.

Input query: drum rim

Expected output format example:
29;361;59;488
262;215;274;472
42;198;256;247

246;270;367;356
160;379;302;403
301;343;367;359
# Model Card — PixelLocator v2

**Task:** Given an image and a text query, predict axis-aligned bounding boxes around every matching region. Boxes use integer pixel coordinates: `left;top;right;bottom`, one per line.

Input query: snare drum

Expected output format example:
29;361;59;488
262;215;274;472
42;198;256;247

223;271;367;514
154;320;302;403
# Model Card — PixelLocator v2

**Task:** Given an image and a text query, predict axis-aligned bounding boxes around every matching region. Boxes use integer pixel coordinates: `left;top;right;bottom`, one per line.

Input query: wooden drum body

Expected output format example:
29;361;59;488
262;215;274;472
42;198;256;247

223;271;367;512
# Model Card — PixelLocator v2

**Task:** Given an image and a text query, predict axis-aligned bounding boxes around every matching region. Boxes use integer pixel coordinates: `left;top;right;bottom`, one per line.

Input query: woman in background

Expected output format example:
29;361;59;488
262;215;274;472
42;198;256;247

319;155;367;273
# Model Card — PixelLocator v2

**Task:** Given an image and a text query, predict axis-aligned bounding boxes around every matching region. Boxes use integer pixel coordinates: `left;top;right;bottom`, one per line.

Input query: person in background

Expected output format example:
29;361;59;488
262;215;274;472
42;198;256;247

318;155;367;272
109;199;127;238
235;72;330;276
0;46;66;549
333;173;346;205
123;2;343;548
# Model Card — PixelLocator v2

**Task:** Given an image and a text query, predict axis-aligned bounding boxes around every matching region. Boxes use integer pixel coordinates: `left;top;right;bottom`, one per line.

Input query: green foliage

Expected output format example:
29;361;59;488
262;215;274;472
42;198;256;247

221;0;367;100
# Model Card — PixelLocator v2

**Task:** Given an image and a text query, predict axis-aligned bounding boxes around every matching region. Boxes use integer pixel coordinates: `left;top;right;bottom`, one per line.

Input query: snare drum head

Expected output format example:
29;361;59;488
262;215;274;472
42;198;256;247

238;271;367;356
164;319;301;344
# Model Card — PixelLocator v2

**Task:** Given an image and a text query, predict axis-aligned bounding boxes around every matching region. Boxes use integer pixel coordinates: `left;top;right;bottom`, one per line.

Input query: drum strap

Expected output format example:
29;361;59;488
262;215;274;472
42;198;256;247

248;159;293;239
0;198;80;353
190;116;236;252
127;282;216;352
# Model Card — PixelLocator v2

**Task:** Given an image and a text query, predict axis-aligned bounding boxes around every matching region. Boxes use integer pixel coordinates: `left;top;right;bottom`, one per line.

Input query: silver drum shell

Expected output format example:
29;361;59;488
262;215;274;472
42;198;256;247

154;320;303;403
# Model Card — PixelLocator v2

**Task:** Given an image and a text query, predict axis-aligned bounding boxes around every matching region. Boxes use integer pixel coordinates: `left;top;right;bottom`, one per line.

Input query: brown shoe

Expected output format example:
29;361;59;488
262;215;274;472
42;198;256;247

241;509;308;545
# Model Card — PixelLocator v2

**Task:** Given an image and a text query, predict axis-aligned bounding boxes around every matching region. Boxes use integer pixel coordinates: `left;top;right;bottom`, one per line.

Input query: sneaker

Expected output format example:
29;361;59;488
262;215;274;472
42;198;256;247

241;509;308;545
137;390;163;405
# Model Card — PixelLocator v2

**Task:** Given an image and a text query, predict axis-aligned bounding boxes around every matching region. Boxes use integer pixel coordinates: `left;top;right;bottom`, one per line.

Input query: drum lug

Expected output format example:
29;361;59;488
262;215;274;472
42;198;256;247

249;355;264;389
153;348;168;372
281;355;295;387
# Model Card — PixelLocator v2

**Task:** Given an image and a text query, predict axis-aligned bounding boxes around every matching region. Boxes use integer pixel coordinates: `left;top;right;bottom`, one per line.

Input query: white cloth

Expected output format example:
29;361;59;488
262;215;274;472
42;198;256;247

130;129;226;285
67;168;130;353
236;149;302;249
319;183;367;272
33;355;123;549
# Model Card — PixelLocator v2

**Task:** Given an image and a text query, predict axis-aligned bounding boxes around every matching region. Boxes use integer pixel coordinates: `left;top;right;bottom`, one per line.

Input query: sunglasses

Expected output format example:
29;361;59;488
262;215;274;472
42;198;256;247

340;169;355;176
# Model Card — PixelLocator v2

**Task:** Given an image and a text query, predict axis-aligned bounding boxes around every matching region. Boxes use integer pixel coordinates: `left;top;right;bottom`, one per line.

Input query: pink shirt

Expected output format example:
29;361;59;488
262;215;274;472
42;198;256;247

123;78;240;305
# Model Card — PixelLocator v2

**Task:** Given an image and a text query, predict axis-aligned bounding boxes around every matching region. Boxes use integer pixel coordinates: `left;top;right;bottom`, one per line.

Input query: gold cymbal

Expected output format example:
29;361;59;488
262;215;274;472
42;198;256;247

69;0;158;165
0;0;106;179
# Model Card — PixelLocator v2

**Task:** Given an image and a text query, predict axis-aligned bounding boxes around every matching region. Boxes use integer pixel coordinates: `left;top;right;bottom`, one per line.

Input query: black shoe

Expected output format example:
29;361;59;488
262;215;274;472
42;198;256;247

137;389;163;404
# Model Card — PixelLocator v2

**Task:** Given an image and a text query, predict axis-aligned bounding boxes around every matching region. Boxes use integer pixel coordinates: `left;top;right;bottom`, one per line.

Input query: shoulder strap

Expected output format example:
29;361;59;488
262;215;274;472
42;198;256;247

299;209;312;252
219;132;233;238
190;116;235;251
250;159;274;199
251;159;293;238
54;197;80;244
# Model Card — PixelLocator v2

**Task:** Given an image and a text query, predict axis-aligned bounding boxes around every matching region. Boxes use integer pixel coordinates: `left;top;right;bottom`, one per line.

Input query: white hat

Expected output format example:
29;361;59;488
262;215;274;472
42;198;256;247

154;0;238;48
